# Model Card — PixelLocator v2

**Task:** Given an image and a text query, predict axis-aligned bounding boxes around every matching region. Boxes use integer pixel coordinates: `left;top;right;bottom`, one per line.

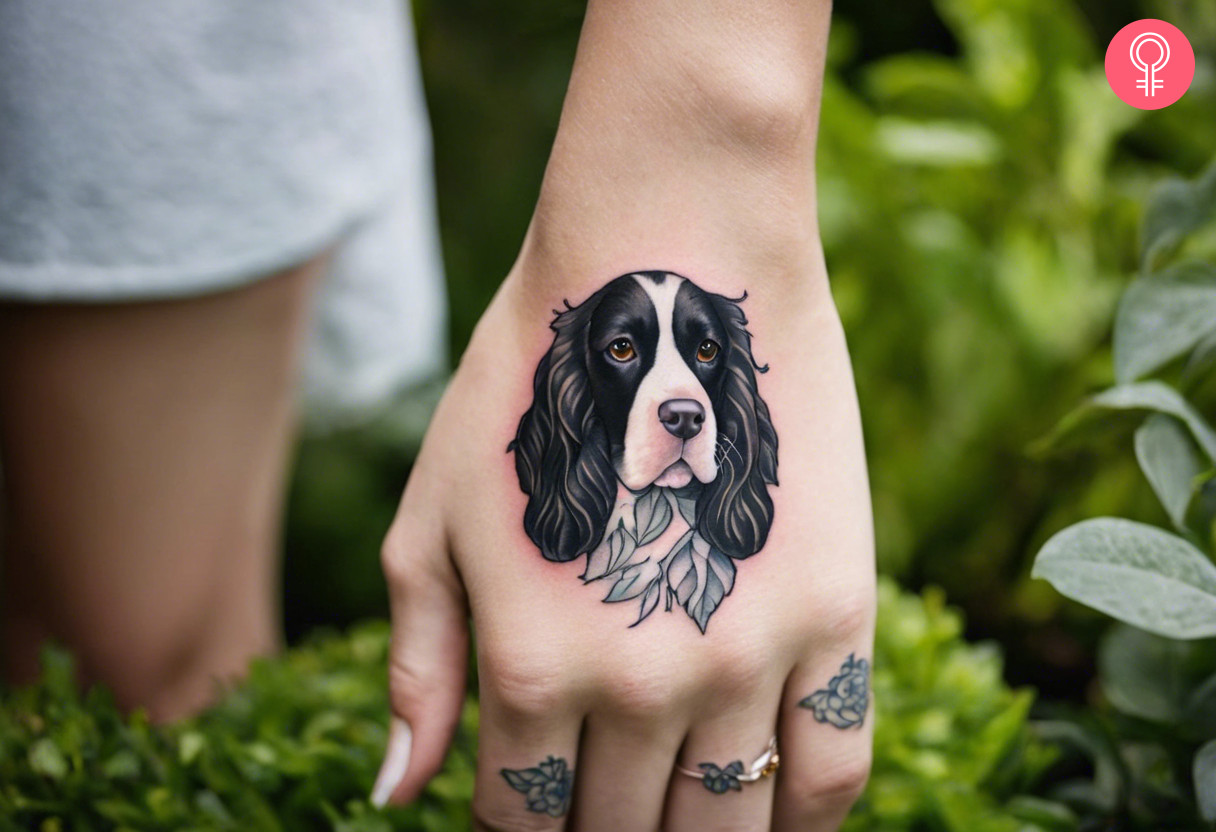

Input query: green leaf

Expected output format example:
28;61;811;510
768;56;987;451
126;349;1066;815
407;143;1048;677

1114;264;1216;383
1195;739;1216;822
179;731;206;765
101;750;141;779
875;117;1000;166
27;739;68;780
1141;160;1216;272
1005;795;1079;832
1097;623;1197;722
966;689;1034;783
863;54;988;117
1033;720;1124;813
1038;381;1216;462
1186;673;1216;738
1134;414;1205;532
1184;329;1216;384
1032;517;1216;639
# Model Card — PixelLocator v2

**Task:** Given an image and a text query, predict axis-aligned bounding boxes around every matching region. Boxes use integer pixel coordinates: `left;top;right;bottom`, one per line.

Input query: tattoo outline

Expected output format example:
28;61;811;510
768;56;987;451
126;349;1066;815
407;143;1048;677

799;653;870;729
509;271;779;632
500;756;573;817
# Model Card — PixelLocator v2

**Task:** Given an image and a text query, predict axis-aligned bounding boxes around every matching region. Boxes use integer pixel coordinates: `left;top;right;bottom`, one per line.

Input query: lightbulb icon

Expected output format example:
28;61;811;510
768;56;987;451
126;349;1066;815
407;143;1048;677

1130;31;1169;97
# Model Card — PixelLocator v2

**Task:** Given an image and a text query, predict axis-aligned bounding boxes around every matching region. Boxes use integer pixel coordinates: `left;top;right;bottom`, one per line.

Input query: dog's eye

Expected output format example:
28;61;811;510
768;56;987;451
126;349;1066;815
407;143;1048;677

696;340;720;362
607;338;636;362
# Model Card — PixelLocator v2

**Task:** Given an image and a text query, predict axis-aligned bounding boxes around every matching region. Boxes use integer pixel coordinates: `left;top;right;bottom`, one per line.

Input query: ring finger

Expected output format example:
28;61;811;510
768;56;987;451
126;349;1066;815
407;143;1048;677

773;650;874;831
663;695;783;832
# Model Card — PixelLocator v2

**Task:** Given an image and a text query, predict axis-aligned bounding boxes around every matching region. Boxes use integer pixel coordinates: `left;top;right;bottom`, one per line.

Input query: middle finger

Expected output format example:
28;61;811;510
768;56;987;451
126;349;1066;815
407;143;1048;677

572;710;686;832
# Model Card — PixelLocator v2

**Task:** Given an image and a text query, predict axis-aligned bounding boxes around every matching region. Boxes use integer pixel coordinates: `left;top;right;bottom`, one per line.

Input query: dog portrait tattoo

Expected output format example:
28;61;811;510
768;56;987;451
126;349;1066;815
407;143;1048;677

509;271;778;632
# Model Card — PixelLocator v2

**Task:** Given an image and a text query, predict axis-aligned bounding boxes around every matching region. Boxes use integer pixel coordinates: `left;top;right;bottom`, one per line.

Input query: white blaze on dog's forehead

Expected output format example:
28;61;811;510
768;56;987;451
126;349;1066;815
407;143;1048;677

616;273;719;490
630;272;684;325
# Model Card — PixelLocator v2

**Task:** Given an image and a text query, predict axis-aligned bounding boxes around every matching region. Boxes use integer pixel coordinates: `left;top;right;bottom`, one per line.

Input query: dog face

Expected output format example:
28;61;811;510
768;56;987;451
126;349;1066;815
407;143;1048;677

585;274;725;491
510;271;778;563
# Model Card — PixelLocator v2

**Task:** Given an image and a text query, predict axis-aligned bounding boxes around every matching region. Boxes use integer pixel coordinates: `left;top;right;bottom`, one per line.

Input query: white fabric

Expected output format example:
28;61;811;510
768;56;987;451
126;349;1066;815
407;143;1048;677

0;0;447;423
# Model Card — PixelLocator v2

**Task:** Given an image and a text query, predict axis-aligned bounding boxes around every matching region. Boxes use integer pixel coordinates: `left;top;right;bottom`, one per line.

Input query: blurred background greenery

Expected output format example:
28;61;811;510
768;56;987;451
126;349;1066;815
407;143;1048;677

284;0;1215;695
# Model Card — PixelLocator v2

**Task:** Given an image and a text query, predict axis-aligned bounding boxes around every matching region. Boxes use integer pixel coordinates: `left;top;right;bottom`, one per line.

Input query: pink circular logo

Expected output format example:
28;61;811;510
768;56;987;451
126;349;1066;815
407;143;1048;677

1105;19;1195;110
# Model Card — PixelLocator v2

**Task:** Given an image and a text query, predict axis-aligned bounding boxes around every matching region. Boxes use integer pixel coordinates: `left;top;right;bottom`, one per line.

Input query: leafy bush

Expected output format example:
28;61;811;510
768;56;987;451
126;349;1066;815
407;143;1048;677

1031;161;1216;828
1;581;1062;830
0;624;475;832
846;579;1068;832
815;0;1216;651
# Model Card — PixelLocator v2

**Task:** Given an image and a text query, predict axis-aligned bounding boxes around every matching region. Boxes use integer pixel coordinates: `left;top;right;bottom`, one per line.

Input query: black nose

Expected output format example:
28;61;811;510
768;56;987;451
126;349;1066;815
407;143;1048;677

658;399;705;440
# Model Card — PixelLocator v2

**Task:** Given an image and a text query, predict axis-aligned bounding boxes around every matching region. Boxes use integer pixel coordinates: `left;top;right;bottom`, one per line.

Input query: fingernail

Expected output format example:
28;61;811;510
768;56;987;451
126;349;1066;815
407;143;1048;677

371;717;413;808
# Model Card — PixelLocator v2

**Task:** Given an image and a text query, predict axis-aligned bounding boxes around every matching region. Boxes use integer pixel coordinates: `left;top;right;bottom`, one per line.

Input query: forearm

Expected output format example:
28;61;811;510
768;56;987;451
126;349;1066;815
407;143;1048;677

510;0;833;309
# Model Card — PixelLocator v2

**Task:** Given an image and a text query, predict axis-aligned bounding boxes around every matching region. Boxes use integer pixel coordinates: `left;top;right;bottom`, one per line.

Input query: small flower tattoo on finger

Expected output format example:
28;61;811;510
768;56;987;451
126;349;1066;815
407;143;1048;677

800;653;870;729
500;756;573;817
698;760;745;793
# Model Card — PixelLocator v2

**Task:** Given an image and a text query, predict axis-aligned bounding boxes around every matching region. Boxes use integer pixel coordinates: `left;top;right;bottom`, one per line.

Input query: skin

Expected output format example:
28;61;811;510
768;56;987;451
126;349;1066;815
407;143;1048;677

377;1;876;830
0;256;322;722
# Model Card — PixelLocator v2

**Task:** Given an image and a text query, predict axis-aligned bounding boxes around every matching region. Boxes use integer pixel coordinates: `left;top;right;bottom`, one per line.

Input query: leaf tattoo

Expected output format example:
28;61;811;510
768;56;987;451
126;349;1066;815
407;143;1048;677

603;560;662;603
590;490;737;631
800;653;871;729
500;756;573;817
665;530;736;633
633;486;673;545
582;520;637;582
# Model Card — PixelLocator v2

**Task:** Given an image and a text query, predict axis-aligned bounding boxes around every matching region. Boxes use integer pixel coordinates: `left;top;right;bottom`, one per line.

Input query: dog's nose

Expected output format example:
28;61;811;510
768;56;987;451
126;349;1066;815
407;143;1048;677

658;399;705;440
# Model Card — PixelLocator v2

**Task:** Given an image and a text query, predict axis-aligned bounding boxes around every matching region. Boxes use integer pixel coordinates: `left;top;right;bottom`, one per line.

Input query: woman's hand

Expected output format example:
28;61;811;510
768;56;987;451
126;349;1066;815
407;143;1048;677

373;260;873;831
374;1;873;829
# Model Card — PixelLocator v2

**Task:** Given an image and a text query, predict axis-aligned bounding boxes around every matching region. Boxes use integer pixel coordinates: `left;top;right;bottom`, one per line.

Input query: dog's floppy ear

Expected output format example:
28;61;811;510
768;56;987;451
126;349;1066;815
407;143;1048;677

509;298;616;562
696;293;779;558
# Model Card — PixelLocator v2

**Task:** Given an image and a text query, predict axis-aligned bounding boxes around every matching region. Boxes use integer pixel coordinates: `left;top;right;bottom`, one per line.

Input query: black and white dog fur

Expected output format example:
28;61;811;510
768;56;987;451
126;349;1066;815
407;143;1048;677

510;270;778;630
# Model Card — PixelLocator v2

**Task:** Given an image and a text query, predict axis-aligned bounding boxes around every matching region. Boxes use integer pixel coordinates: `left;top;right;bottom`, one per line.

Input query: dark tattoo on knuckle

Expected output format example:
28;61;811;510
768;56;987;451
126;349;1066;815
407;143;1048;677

508;271;779;633
698;760;746;794
799;653;871;729
500;756;573;817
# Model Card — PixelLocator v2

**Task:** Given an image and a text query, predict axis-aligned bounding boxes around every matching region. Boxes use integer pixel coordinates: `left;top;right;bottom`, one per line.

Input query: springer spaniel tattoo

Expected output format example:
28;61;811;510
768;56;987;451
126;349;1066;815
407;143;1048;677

508;271;778;632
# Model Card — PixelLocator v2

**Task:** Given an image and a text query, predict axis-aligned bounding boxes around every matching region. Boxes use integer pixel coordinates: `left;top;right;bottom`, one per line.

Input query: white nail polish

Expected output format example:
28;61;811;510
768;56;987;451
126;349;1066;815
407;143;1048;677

371;717;413;808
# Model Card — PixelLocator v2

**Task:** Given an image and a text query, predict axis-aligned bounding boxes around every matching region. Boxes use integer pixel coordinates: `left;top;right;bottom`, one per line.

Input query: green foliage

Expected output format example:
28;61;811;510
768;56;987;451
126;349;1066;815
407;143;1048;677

1031;161;1216;827
813;0;1216;674
1034;518;1216;640
0;624;476;831
1;583;1056;830
845;579;1069;832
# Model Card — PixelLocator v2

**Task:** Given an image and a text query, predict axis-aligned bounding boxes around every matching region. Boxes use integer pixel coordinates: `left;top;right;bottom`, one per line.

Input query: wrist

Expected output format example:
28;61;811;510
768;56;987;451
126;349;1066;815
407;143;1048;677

568;0;830;157
499;0;834;318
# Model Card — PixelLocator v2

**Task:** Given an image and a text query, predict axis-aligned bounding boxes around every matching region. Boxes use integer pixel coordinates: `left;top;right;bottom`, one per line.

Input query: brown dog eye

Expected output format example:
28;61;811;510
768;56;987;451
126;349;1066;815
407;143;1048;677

696;340;720;362
608;338;635;361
